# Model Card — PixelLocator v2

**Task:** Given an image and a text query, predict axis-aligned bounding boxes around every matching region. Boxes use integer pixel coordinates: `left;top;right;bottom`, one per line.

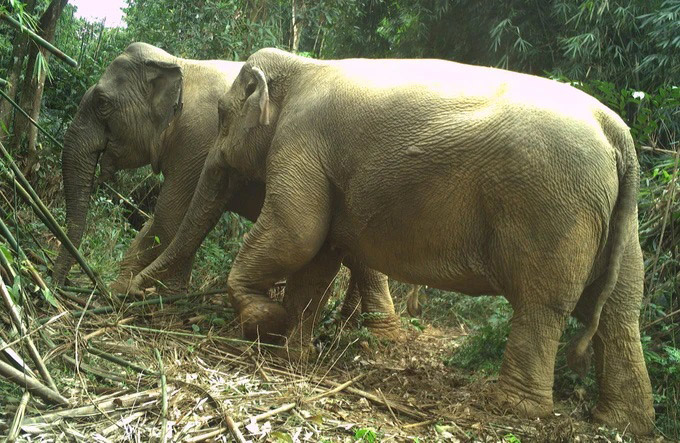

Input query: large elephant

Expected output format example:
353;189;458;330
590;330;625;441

53;42;402;342
129;48;655;434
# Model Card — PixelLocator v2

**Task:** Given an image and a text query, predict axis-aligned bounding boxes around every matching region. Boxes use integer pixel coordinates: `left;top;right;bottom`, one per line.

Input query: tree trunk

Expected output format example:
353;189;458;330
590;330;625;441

0;0;37;141
11;0;69;176
291;0;304;53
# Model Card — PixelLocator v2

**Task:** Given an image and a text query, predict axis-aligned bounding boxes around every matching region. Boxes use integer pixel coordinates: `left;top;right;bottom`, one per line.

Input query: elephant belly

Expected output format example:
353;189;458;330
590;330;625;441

329;193;500;296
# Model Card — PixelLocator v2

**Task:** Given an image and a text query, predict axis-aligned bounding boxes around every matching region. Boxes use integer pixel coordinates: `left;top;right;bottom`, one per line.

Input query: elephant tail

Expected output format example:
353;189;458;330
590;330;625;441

566;115;640;378
406;285;422;317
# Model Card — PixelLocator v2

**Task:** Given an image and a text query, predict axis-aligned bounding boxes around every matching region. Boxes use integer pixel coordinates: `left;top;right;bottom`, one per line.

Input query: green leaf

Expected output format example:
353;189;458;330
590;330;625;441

42;287;58;308
0;244;14;264
271;432;294;443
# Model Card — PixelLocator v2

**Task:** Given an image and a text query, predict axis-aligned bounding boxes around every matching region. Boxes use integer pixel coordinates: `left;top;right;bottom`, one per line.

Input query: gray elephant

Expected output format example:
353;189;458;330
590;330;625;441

53;42;402;342
129;48;655;434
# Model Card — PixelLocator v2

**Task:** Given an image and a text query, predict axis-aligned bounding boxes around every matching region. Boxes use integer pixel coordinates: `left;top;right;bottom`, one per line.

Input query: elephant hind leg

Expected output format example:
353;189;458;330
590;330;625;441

340;260;403;341
496;297;574;417
574;239;654;435
493;232;595;418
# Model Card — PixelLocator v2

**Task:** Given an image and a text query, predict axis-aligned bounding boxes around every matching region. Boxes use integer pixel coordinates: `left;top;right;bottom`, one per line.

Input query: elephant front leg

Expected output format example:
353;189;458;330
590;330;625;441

227;169;332;343
112;219;162;292
282;243;343;349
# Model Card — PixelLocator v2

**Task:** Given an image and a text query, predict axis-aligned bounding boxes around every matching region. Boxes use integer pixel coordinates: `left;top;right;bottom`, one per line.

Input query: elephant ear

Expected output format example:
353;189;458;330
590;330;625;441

243;66;270;129
144;59;184;131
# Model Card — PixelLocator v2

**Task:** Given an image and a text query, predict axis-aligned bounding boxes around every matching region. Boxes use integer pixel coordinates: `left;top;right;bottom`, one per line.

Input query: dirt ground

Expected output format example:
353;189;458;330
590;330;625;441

0;289;666;442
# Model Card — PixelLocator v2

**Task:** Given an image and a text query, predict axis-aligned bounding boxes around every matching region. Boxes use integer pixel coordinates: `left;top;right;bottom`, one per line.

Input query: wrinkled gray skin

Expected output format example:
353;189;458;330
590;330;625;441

53;42;401;341
130;48;655;434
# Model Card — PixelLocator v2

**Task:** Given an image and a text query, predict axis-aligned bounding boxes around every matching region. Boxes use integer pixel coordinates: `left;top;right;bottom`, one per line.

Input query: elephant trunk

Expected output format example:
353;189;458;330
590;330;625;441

53;111;106;285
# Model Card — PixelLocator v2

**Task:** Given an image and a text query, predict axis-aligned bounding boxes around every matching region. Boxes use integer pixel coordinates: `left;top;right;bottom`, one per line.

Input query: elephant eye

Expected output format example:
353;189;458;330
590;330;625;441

94;89;114;119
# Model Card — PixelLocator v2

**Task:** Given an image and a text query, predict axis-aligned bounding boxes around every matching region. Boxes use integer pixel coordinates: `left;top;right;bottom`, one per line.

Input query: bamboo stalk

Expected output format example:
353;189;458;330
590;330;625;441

22;388;160;424
102;182;151;219
62;355;129;384
0;88;65;148
0;358;69;406
100;410;148;436
305;372;367;402
0;216;51;294
0;141;109;297
0;13;78;67
0;239;18;281
155;349;168;443
0;179;55;245
87;346;155;376
225;415;247;443
320;381;428;420
0;278;59;393
6;391;31;443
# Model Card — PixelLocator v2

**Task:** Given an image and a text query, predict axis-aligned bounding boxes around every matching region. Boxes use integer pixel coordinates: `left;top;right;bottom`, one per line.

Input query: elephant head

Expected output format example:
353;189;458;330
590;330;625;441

53;42;183;284
213;49;308;180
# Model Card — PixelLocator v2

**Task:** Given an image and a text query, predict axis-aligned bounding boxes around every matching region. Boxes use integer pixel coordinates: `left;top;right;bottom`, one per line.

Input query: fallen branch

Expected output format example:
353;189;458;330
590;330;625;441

6;391;30;443
305;372;366;402
101;410;148;437
643;307;680;331
187;373;368;442
62;355;130;384
155;349;168;443
0;278;59;393
225;415;247;443
0;140;109;297
321;381;428;420
0;358;69;406
22;388;160;425
87;345;155;376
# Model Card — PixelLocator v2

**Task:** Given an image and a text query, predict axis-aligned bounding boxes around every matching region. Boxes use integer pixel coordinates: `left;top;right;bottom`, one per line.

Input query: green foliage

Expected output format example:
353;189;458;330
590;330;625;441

444;299;511;375
123;0;285;60
354;427;378;442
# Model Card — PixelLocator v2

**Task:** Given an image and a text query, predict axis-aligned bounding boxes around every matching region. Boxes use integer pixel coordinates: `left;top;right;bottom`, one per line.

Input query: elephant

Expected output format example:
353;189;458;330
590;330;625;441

128;48;655;434
52;42;402;342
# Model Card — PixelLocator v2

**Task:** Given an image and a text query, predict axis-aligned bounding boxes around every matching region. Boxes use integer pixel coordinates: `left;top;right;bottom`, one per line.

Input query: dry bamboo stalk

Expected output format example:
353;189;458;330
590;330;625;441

62;355;129;384
305;372;367;402
0;278;59;393
0;312;67;354
155;349;168;443
100;410;147;436
0;358;69;406
320;381;428;420
22;388;161;424
102;182;151;219
6;391;30;443
378;387;400;424
185;403;297;442
86;344;155;377
0;337;38;379
0;141;109;297
402;418;438;429
225;415;247;443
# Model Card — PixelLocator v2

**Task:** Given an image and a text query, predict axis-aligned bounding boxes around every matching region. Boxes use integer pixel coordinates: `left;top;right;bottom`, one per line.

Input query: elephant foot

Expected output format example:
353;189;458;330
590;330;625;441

491;380;553;418
111;271;136;295
239;300;288;343
363;314;405;342
592;402;655;435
